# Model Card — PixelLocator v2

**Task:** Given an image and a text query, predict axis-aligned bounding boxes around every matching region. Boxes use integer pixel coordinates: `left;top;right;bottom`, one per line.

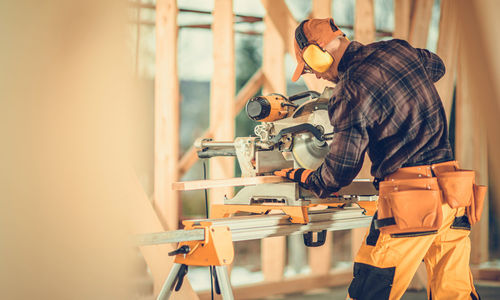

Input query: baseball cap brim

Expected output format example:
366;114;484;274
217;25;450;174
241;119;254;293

292;60;305;82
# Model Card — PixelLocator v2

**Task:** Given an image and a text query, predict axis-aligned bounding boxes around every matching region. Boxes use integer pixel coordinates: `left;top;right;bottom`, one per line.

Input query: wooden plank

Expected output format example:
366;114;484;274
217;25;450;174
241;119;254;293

198;268;353;300
354;0;375;44
435;0;459;122
210;0;235;205
172;175;287;191
127;176;198;299
408;0;434;48
312;0;331;18
178;69;263;178
260;0;287;282
393;0;412;40
154;0;180;230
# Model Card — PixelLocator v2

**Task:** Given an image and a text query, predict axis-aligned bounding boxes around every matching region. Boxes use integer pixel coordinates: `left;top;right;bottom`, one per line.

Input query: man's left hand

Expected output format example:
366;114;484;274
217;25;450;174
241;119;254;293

274;168;314;188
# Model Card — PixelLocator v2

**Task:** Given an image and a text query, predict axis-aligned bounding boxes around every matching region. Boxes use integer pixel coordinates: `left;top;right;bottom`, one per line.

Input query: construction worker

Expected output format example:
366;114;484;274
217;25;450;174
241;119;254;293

274;18;484;300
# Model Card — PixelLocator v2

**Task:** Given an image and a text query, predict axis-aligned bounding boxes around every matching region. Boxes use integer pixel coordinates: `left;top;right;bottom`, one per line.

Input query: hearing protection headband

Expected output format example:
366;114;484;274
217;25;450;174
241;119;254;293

295;19;340;51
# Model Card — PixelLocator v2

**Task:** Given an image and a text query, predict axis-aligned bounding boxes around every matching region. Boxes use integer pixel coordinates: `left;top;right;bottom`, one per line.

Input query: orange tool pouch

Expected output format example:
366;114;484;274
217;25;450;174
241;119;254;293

375;171;443;235
432;161;487;225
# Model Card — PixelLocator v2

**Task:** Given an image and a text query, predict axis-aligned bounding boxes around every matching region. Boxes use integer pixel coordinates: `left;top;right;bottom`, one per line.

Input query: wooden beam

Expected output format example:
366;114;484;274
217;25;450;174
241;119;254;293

198;269;353;300
127;176;198;299
154;0;180;230
354;0;375;44
178;68;263;178
260;0;331;92
351;0;376;261
408;0;434;48
172;176;287;191
456;53;489;264
209;0;235;205
261;0;287;282
308;0;334;274
311;0;332;18
435;0;459;121
393;0;412;40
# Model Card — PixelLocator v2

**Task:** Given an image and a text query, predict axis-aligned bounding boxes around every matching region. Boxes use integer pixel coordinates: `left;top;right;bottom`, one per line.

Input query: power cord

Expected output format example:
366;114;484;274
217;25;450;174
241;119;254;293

202;160;214;300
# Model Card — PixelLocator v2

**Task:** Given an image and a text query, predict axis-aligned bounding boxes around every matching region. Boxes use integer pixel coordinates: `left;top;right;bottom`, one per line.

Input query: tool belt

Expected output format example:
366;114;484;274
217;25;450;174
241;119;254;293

375;161;487;235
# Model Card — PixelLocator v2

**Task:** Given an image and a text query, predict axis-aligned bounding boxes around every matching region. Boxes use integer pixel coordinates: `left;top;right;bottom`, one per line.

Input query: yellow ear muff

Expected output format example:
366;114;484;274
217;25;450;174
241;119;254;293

302;44;333;73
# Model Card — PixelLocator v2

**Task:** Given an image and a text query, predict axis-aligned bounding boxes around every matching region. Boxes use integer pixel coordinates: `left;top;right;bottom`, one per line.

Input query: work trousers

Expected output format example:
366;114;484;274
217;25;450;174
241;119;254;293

347;204;480;300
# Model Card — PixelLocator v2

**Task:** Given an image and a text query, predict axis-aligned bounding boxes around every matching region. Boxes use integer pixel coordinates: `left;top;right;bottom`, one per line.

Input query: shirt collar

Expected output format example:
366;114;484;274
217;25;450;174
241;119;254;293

337;41;364;76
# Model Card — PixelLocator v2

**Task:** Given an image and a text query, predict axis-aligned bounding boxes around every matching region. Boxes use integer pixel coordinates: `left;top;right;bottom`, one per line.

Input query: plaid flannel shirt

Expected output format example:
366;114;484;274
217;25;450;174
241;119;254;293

308;39;454;198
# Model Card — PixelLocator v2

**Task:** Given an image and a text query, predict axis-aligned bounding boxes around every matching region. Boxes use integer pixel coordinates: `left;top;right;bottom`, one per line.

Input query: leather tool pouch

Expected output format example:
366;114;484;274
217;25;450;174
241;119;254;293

467;184;487;225
376;178;442;235
431;160;487;225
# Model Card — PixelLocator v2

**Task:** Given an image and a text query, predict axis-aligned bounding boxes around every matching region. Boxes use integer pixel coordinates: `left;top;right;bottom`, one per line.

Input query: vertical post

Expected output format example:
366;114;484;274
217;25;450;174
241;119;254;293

312;0;332;18
393;0;412;40
456;58;489;264
435;0;459;121
261;0;286;282
351;0;376;260
308;0;334;277
209;0;235;205
154;0;180;230
354;0;375;44
408;0;434;48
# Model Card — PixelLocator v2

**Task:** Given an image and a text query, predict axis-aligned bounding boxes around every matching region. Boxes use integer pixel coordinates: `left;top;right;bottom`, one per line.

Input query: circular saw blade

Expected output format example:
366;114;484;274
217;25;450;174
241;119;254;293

292;132;329;169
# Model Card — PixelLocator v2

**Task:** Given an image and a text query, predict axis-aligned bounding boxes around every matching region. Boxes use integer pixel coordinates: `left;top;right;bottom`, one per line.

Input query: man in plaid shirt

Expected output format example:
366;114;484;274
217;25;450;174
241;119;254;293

274;18;480;300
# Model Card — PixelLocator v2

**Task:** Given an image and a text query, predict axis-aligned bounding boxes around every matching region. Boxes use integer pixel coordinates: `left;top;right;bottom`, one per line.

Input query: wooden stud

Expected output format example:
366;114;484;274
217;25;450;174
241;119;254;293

456;54;489;264
209;0;235;205
354;0;375;44
312;0;332;18
408;0;434;48
260;0;287;282
351;0;376;261
435;0;459;121
154;0;180;230
393;0;412;40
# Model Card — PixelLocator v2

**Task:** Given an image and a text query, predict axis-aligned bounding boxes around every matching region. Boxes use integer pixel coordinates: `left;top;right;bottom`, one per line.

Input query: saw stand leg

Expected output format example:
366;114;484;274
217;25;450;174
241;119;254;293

156;263;234;300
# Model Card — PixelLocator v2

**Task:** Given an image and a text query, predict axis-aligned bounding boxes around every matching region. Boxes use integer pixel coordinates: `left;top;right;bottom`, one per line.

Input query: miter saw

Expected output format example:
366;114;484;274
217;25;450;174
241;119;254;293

196;88;377;224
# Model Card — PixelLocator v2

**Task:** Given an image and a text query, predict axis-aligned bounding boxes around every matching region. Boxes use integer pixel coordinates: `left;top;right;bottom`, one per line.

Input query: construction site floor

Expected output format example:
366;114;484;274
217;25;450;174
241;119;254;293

259;282;500;299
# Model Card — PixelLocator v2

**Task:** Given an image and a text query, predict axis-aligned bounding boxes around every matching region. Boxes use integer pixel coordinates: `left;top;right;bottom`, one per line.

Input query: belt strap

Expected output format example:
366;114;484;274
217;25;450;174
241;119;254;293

374;217;396;229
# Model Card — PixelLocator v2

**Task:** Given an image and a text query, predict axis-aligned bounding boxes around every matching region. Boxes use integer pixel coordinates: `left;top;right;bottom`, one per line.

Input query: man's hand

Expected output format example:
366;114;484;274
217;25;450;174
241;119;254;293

274;168;314;188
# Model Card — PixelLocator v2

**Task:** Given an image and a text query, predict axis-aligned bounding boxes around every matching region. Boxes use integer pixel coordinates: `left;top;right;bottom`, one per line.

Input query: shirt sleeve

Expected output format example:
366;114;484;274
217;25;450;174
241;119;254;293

416;48;446;83
307;86;370;198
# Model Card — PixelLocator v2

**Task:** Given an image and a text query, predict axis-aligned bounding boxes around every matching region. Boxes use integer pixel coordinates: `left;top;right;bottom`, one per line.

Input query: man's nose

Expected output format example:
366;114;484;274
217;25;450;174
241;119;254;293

315;73;321;79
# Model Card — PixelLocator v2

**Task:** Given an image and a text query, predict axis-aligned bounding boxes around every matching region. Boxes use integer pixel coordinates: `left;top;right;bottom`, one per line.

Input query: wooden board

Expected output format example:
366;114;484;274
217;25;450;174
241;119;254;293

172;175;287;191
154;0;180;230
354;0;375;44
210;0;236;205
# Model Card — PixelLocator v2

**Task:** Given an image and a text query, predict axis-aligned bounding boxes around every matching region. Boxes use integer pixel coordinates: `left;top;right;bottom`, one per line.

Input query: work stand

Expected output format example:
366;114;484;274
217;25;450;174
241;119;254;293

157;263;233;300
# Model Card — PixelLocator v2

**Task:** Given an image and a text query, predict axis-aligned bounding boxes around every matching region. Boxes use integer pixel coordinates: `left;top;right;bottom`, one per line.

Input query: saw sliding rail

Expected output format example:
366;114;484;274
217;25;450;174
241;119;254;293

136;207;371;246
